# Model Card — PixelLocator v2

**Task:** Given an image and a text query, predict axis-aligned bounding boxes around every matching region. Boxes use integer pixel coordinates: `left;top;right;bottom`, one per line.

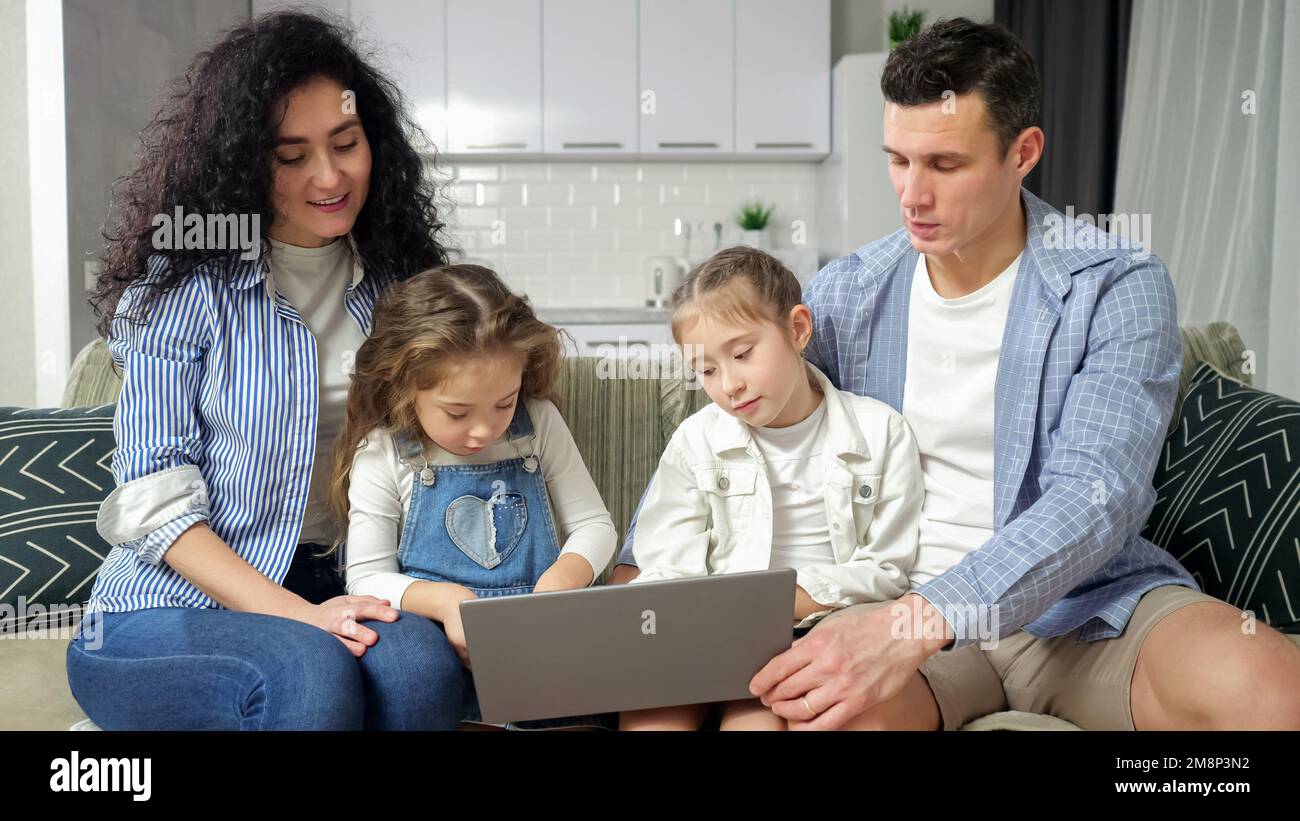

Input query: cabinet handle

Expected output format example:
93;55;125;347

754;142;815;149
465;142;528;150
657;142;720;149
562;142;624;149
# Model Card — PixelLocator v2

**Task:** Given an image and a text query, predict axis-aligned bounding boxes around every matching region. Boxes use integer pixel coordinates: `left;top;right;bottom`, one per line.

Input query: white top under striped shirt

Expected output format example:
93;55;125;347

267;237;367;546
89;242;385;614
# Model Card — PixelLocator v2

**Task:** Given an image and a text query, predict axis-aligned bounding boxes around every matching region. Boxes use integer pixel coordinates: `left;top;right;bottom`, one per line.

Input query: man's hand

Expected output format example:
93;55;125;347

749;593;951;730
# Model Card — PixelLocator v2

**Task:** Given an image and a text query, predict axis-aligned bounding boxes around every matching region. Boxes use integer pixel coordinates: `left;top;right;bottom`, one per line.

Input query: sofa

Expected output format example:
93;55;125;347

2;322;1296;731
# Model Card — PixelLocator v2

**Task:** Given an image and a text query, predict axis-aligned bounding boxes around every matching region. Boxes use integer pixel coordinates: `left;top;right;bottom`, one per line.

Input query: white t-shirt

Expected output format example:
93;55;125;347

344;398;618;608
748;397;836;571
903;251;1022;586
267;236;368;546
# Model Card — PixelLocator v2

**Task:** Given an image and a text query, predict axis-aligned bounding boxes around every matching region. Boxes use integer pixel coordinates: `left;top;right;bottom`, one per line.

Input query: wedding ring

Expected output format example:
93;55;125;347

802;697;817;718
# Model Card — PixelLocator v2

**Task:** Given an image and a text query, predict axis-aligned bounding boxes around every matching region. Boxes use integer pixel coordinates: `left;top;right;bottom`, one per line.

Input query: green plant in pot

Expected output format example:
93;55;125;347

736;200;775;250
889;6;927;50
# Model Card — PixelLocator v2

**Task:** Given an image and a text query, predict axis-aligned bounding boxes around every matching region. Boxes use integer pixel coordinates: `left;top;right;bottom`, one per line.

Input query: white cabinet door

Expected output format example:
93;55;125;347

350;0;448;151
446;0;542;154
639;0;734;155
542;0;638;155
735;0;830;157
253;0;349;16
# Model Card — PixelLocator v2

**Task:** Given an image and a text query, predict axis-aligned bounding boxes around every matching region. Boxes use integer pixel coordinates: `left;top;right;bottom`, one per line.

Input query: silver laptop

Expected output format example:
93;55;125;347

459;568;796;724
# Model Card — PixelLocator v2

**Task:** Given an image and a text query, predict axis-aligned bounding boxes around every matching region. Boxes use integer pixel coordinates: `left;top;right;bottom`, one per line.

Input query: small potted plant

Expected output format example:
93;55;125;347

889;6;927;50
736;200;775;250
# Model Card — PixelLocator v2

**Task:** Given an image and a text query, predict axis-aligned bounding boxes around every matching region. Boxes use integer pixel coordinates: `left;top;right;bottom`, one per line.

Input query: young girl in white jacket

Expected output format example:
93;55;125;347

624;246;924;731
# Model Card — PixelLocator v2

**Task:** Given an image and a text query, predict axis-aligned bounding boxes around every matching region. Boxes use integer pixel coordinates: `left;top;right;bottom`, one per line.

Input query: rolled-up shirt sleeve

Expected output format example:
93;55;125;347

95;258;212;566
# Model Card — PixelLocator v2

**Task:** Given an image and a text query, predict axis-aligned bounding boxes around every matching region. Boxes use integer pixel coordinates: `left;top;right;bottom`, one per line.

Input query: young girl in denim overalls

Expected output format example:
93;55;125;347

326;264;618;729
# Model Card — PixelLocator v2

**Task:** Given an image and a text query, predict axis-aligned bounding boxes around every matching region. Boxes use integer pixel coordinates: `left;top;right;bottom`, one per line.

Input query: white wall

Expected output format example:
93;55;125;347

0;0;67;409
0;0;36;407
833;0;995;58
883;0;995;30
63;0;248;367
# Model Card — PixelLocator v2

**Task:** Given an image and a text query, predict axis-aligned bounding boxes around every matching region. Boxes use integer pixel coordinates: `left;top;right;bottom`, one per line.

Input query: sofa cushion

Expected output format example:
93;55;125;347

1171;321;1252;435
0;405;115;632
1142;362;1300;634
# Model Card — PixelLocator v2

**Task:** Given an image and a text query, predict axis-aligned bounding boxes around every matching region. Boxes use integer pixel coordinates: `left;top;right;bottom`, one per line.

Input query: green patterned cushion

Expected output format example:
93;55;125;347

1142;363;1300;633
61;338;122;409
0;405;115;632
552;356;669;578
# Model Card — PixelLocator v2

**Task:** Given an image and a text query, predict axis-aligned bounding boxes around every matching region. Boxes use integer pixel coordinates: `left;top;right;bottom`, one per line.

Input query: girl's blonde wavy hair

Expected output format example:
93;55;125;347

324;264;561;556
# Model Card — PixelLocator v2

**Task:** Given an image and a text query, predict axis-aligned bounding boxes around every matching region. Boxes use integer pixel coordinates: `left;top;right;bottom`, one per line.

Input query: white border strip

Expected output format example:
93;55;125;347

25;0;69;408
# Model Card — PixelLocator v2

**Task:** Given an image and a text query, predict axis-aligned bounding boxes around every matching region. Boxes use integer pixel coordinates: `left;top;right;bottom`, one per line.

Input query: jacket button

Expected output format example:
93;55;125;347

717;475;730;490
859;484;872;499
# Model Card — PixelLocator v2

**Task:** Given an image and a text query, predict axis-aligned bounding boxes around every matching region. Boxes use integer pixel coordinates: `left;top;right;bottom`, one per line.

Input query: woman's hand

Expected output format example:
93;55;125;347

291;595;399;658
533;552;595;593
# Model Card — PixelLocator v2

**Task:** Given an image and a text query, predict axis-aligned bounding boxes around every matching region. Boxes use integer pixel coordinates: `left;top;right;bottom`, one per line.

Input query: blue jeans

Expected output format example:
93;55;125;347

65;607;469;730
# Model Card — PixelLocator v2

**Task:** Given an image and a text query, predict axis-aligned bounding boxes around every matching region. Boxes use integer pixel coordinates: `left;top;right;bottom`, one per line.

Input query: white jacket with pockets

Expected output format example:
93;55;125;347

631;364;924;627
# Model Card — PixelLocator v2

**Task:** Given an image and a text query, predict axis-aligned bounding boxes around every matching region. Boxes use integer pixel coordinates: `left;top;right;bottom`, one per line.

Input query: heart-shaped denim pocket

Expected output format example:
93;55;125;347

445;493;528;570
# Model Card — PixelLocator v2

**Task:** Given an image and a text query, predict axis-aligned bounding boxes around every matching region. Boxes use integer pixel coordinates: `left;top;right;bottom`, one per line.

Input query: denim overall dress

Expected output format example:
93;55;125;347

392;402;614;730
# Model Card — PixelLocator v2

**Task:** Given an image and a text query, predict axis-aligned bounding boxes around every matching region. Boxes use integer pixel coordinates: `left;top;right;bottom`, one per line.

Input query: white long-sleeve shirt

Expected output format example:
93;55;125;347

344;397;617;607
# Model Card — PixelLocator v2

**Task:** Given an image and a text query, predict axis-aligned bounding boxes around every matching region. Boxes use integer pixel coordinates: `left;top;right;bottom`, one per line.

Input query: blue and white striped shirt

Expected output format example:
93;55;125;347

87;246;386;614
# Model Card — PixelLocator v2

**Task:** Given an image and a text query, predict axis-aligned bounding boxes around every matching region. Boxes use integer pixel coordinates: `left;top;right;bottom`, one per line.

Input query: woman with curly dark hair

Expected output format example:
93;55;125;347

67;11;467;730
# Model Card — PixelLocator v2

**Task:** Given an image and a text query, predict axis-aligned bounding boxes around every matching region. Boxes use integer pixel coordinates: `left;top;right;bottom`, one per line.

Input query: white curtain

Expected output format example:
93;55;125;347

1114;0;1299;401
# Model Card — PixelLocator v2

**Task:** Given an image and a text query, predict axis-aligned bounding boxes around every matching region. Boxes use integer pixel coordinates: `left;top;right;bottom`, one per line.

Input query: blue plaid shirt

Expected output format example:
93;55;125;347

619;188;1196;650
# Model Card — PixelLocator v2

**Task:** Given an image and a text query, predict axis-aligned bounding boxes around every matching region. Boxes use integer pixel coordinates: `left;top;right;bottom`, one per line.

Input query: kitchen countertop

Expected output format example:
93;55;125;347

535;307;671;325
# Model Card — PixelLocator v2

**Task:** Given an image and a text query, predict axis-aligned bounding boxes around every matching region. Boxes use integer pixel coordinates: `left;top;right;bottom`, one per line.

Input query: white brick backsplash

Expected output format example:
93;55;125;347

548;253;598;277
439;161;818;306
660;183;710;205
592;206;642;229
593;164;643;183
546;163;601;182
571;229;617;252
524;229;573;252
498;252;549;277
638;165;689;183
614;228;669;252
450;165;501;182
499;163;550;182
569;183;616;206
526;183;573;206
593;252;646;277
548;207;596;229
500;206;549;229
680;166;733;183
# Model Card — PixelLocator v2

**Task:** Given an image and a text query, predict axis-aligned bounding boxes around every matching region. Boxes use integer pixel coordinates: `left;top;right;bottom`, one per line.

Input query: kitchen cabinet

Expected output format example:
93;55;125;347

350;0;448;150
638;0;734;156
267;0;829;161
735;0;830;157
542;0;639;155
445;0;543;154
253;0;350;16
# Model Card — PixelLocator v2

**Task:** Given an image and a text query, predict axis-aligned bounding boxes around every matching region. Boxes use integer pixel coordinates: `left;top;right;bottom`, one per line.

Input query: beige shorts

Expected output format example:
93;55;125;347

811;584;1223;730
